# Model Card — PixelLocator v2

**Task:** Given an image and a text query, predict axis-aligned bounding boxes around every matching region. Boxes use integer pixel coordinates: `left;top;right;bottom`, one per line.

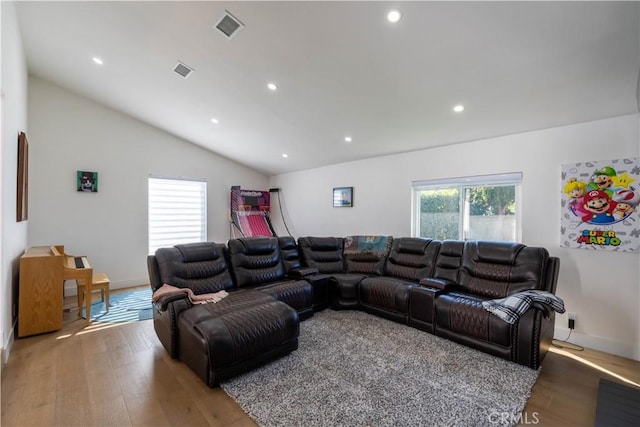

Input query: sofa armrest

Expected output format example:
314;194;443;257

154;292;192;312
287;267;320;279
303;274;330;311
515;307;556;369
530;301;553;319
419;277;457;291
153;295;192;359
408;285;447;333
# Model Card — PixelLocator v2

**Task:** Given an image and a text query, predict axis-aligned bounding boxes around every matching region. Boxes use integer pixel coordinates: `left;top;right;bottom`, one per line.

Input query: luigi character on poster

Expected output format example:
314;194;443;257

561;158;639;252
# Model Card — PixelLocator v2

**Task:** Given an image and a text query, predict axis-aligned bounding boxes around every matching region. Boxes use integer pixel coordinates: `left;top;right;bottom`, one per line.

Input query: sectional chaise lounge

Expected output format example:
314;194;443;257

147;235;560;387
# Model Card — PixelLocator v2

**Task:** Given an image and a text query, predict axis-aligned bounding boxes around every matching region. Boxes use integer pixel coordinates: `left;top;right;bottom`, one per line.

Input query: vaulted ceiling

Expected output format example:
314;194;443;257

15;1;640;175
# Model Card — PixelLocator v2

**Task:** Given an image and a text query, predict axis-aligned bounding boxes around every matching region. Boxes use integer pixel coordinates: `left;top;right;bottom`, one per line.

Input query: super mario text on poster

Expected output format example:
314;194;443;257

576;230;621;246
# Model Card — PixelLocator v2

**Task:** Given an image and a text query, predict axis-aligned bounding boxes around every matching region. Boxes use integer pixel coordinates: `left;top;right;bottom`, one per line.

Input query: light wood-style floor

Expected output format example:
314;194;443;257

2;288;639;426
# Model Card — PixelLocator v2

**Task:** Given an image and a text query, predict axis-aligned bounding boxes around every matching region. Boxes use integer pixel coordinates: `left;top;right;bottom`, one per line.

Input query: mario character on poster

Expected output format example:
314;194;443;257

561;157;639;252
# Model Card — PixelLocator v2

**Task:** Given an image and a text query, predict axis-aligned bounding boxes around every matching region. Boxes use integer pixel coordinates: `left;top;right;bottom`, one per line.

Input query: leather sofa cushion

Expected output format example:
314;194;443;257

359;277;415;314
435;291;512;347
228;237;286;287
178;291;299;386
191;289;276;319
343;235;392;275
155;242;234;294
278;236;302;272
397;237;433;254
256;280;313;312
385;237;440;282
298;237;345;273
432;240;465;283
459;241;549;299
176;242;223;263
328;274;367;305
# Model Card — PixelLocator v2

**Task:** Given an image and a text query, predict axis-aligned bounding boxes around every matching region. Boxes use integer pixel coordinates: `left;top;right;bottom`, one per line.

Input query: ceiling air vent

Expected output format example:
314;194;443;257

173;61;194;79
214;10;244;39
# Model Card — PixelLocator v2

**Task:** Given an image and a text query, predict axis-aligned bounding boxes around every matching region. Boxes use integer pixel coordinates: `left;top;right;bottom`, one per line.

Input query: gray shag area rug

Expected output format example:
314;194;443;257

221;310;539;427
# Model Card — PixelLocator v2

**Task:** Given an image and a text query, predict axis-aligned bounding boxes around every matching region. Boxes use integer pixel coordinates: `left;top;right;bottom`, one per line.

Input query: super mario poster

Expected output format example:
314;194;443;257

561;157;639;252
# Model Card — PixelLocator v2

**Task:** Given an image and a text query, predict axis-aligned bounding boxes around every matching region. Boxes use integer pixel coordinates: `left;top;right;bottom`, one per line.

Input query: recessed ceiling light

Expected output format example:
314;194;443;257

210;118;219;124
282;153;288;158
387;10;402;23
92;57;104;65
344;136;353;143
267;82;278;91
453;105;465;113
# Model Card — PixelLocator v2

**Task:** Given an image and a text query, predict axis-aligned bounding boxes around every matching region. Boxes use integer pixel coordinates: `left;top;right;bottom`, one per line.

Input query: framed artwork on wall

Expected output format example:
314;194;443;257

77;171;99;192
17;132;29;222
333;187;353;207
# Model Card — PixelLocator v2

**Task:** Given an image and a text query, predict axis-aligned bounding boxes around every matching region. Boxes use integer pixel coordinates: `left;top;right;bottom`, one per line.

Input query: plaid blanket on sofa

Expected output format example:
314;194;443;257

482;290;565;324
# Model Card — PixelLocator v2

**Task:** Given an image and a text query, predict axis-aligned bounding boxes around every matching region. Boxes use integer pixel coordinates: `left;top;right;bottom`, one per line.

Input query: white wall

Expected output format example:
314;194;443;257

1;1;29;363
271;114;640;360
27;77;268;291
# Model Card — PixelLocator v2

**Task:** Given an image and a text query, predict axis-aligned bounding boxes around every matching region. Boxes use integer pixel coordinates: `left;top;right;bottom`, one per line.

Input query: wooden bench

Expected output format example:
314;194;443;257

78;272;110;322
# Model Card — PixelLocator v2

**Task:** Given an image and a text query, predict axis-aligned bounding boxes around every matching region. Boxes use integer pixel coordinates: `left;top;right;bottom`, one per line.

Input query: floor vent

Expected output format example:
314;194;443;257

173;61;194;79
214;11;244;39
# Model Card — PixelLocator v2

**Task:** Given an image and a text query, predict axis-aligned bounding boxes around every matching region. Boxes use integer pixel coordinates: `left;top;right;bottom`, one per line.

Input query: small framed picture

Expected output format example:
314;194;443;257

333;187;353;207
77;171;98;192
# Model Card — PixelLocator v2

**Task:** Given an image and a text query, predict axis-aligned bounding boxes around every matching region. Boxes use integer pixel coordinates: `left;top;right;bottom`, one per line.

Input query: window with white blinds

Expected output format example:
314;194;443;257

148;177;207;255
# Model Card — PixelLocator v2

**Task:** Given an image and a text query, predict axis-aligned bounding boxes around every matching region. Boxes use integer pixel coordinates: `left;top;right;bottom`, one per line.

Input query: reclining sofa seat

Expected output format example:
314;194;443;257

359;237;441;324
298;237;357;309
178;290;298;387
278;236;329;311
148;242;237;358
335;235;394;309
299;236;394;310
227;237;314;320
434;241;555;369
409;240;465;333
297;236;345;273
148;241;300;387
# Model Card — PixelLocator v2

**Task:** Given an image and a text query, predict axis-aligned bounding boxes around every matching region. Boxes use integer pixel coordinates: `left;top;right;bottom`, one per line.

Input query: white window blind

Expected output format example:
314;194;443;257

148;177;207;255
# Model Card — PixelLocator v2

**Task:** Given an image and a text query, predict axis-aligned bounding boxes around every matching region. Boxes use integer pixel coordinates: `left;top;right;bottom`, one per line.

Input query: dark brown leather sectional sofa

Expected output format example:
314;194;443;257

147;235;559;387
298;236;560;370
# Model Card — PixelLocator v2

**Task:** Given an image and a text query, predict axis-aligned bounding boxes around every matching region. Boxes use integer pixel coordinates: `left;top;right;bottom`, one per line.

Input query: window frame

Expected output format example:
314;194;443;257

411;172;522;242
148;175;207;255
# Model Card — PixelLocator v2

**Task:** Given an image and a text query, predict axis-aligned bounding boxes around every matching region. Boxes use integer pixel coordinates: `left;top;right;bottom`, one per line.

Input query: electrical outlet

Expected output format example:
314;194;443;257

568;312;576;329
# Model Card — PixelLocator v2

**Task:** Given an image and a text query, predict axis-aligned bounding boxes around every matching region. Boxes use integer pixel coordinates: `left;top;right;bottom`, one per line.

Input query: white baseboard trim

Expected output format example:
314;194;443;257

2;321;15;366
554;327;640;361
